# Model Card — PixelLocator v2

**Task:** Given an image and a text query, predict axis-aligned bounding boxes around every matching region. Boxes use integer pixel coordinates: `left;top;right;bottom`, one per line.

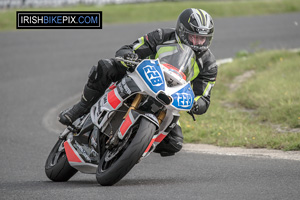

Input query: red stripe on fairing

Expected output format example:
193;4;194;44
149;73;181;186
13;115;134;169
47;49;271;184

64;141;82;163
162;63;186;80
154;133;167;143
107;89;121;109
120;115;132;136
144;138;155;153
108;83;117;90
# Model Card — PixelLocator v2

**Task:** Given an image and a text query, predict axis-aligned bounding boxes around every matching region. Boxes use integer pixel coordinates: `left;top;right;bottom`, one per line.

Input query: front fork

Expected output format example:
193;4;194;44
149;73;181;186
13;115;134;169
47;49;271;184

125;93;166;125
107;93;165;150
124;93;143;119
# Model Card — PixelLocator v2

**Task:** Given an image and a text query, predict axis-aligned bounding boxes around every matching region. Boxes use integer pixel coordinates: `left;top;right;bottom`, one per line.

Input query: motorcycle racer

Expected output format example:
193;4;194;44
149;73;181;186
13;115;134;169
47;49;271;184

58;8;218;157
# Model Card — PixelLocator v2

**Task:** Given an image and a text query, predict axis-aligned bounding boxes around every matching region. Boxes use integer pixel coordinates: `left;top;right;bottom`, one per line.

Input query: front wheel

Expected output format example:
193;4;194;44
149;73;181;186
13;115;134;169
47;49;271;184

96;118;157;186
45;139;78;182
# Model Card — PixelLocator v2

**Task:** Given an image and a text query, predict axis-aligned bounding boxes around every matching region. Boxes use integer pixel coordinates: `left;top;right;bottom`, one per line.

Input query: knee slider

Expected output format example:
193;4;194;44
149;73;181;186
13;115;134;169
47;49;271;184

155;126;183;154
167;134;183;153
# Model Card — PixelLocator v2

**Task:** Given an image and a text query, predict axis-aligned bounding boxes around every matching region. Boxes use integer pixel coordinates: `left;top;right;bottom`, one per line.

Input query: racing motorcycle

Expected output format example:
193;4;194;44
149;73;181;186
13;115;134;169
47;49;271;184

45;43;196;186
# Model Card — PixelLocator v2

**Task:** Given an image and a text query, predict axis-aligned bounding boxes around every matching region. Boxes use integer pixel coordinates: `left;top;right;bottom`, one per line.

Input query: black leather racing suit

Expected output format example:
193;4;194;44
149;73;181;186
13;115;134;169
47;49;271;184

87;28;218;156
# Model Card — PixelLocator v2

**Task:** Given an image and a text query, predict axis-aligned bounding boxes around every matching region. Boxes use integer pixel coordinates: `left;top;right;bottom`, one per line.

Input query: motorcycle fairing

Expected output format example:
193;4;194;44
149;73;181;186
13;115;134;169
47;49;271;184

116;76;141;100
117;109;159;140
142;113;180;157
91;76;141;131
117;111;136;140
134;59;195;111
136;59;165;94
64;140;84;163
171;83;194;110
91;87;123;131
107;89;122;110
143;131;168;157
64;140;98;174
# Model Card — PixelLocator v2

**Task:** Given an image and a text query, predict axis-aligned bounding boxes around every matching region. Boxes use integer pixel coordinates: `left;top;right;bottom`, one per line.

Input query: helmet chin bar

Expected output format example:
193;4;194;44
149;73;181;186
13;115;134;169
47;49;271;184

176;33;208;53
191;45;208;52
175;27;209;53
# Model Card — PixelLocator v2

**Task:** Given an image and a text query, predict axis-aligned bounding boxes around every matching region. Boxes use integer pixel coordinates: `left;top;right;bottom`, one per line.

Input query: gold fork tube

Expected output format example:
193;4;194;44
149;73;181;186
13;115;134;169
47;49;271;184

123;93;143;119
157;110;166;125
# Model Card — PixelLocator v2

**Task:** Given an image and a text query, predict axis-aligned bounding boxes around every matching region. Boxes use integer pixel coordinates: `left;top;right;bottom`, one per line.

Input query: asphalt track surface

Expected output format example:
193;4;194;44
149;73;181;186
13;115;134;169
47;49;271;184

1;13;300;200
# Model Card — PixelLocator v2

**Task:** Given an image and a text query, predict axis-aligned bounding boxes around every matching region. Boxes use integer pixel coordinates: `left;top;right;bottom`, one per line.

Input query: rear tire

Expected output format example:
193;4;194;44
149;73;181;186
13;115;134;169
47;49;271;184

96;118;156;186
45;139;78;182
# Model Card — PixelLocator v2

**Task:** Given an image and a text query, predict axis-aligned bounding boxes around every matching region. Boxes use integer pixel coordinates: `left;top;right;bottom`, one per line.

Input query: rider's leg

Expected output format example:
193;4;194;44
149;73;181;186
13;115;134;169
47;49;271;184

58;59;127;126
154;124;183;157
58;84;101;125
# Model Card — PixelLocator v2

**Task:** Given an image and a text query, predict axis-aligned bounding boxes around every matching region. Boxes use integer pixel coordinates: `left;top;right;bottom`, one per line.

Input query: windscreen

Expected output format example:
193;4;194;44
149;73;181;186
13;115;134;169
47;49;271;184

155;44;196;82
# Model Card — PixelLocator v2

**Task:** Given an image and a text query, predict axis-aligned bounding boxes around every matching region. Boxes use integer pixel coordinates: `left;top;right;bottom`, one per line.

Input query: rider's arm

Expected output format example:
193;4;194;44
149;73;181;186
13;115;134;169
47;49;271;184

192;50;218;115
115;28;175;59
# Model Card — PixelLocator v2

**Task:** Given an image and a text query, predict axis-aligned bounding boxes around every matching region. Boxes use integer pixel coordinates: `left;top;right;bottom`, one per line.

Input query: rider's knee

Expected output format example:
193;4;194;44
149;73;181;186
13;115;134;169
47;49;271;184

154;124;183;156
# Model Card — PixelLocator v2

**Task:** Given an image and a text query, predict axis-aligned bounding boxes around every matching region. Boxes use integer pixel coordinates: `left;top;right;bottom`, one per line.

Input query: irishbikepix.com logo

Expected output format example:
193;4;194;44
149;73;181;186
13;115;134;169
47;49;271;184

16;11;102;29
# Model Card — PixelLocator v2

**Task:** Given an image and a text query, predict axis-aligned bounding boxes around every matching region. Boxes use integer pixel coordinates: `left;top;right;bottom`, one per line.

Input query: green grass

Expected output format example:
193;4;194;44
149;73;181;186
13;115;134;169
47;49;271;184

181;50;300;151
1;0;300;30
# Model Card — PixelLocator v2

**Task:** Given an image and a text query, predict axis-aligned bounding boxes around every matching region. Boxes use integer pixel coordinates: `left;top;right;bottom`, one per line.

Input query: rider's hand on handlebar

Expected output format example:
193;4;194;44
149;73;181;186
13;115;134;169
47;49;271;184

190;101;199;114
123;52;140;72
124;52;139;62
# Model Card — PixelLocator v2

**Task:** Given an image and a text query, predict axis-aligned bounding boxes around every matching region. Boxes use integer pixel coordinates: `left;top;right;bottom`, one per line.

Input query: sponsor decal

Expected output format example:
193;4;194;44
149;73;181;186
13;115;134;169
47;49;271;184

74;141;91;162
118;78;132;95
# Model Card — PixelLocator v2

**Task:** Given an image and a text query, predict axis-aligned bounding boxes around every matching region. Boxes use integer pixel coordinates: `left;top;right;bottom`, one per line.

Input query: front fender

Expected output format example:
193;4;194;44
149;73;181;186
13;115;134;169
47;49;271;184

117;110;159;140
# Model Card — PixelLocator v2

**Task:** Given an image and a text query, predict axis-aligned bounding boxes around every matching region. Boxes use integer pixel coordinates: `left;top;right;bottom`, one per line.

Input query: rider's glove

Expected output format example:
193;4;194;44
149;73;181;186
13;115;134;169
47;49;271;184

190;101;200;114
192;98;208;115
187;98;208;120
124;52;139;61
123;52;139;72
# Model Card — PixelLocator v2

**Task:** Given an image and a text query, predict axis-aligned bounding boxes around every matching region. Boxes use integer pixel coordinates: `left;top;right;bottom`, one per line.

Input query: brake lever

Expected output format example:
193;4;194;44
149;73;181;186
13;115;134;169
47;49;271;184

187;111;196;121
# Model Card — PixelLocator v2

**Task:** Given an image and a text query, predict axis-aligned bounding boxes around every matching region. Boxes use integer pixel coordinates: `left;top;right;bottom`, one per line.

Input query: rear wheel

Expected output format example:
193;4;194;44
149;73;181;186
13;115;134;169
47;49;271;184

96;118;156;186
45;139;78;182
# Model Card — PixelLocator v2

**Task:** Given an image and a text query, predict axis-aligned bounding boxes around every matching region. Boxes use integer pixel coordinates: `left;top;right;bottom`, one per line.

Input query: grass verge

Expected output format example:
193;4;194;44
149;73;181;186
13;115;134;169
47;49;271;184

181;50;300;151
1;0;300;30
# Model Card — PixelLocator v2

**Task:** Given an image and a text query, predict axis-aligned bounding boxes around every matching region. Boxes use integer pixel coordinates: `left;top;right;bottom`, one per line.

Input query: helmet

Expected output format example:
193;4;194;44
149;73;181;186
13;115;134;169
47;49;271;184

175;8;214;53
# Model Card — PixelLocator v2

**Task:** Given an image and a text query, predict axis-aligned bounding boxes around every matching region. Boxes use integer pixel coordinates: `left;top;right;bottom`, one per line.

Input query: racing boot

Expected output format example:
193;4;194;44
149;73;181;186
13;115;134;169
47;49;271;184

58;85;101;126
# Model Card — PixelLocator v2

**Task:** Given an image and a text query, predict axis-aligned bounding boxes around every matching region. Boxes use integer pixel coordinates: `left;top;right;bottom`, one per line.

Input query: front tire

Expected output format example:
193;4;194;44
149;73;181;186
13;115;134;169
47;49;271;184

45;139;78;182
96;118;156;186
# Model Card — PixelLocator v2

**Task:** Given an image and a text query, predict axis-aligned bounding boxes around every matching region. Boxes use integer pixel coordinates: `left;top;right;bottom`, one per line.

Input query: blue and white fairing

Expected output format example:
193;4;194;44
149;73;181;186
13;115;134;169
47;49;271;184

134;44;196;111
170;83;194;110
136;60;165;94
